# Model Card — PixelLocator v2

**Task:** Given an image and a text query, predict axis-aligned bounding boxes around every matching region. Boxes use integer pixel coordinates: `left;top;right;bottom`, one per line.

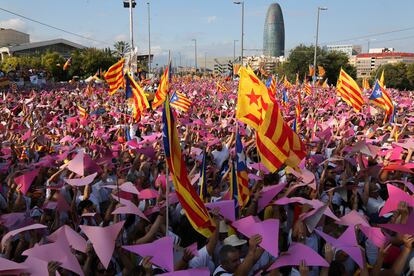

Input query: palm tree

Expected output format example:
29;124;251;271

113;41;131;58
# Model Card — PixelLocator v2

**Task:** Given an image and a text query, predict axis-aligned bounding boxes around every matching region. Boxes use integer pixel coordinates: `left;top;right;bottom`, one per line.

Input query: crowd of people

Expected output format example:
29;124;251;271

0;72;413;276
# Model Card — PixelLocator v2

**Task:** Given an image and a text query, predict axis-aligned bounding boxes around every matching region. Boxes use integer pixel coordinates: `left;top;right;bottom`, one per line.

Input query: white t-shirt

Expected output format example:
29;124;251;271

212;145;229;169
189;246;215;273
213;265;233;276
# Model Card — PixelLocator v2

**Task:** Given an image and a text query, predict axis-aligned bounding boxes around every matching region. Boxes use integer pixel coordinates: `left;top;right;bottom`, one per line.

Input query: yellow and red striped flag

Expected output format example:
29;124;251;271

308;65;315;77
216;81;228;92
162;96;215;237
318;66;326;77
170;91;192;112
295;90;301;123
336;68;364;112
283;75;293;90
104;58;125;95
152;63;171;109
125;73;150;121
78;105;88;118
304;81;312;96
362;78;370;90
236;67;306;173
63;57;72;71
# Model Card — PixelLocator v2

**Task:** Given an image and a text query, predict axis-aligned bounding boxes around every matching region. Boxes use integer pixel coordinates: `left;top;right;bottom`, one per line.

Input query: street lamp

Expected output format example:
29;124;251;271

147;2;151;75
192;39;197;71
233;1;244;65
123;0;136;50
233;40;238;63
313;6;327;84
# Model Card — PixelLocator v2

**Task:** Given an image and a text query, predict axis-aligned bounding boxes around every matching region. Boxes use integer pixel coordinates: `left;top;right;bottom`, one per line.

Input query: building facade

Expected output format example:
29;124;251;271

263;3;285;57
355;52;414;78
0;38;86;60
0;28;30;47
325;44;362;57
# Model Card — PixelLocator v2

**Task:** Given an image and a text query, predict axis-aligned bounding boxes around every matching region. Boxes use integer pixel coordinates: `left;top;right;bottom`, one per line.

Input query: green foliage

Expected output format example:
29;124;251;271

113;41;131;58
407;63;414;89
0;47;119;81
279;44;356;85
371;63;414;90
1;55;42;72
68;48;117;79
41;52;65;81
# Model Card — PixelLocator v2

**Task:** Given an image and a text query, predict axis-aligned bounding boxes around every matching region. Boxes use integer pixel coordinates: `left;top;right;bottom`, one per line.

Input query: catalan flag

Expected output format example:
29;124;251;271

63;57;72;71
125;73;150;121
199;150;208;202
153;62;171;109
170;91;191;112
336;68;364;112
229;160;239;218
283;76;293;90
162;96;215;237
235;131;249;208
369;80;393;117
281;88;288;107
318;66;326;77
256;99;306;172
295;73;299;87
104;58;125;95
78;105;88;118
362;78;370;90
308;64;315;77
216;81;228;92
295;90;301;123
304;81;312;96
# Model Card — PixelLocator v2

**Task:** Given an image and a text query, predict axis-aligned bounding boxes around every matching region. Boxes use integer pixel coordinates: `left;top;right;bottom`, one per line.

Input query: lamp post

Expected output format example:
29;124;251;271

192;39;197;71
123;0;136;70
233;39;238;63
147;2;151;75
313;6;327;84
233;1;244;65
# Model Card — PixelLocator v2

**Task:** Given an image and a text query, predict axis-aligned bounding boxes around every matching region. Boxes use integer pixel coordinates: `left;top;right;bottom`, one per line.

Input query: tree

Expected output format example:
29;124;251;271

283;44;323;81
41;52;65;81
371;63;410;90
406;63;414;89
318;50;356;84
279;44;355;85
113;41;131;58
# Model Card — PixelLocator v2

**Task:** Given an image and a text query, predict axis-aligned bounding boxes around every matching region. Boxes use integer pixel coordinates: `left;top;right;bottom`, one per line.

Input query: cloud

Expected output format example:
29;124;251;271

114;34;129;42
0;18;29;33
207;16;217;24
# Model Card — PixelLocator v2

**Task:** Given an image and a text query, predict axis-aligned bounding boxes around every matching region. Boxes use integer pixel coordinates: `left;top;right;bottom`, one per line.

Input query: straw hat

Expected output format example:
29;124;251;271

223;235;247;247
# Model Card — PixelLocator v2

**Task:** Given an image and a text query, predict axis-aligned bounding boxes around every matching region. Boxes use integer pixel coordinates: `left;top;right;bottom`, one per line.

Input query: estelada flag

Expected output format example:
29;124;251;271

162;96;215;237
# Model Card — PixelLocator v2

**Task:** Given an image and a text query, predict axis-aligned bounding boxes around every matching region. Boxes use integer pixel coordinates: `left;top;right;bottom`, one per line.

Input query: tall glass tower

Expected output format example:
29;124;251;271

263;3;285;57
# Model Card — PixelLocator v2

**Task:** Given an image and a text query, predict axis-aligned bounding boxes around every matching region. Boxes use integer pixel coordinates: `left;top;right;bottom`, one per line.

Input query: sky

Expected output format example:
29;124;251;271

1;0;414;66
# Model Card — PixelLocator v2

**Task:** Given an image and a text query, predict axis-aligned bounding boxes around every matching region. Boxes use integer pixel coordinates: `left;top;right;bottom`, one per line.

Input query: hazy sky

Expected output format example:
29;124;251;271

1;0;414;65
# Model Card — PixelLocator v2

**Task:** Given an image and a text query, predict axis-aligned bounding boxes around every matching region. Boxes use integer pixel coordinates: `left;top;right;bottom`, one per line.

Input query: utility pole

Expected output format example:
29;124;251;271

313;6;327;84
192;39;197;71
